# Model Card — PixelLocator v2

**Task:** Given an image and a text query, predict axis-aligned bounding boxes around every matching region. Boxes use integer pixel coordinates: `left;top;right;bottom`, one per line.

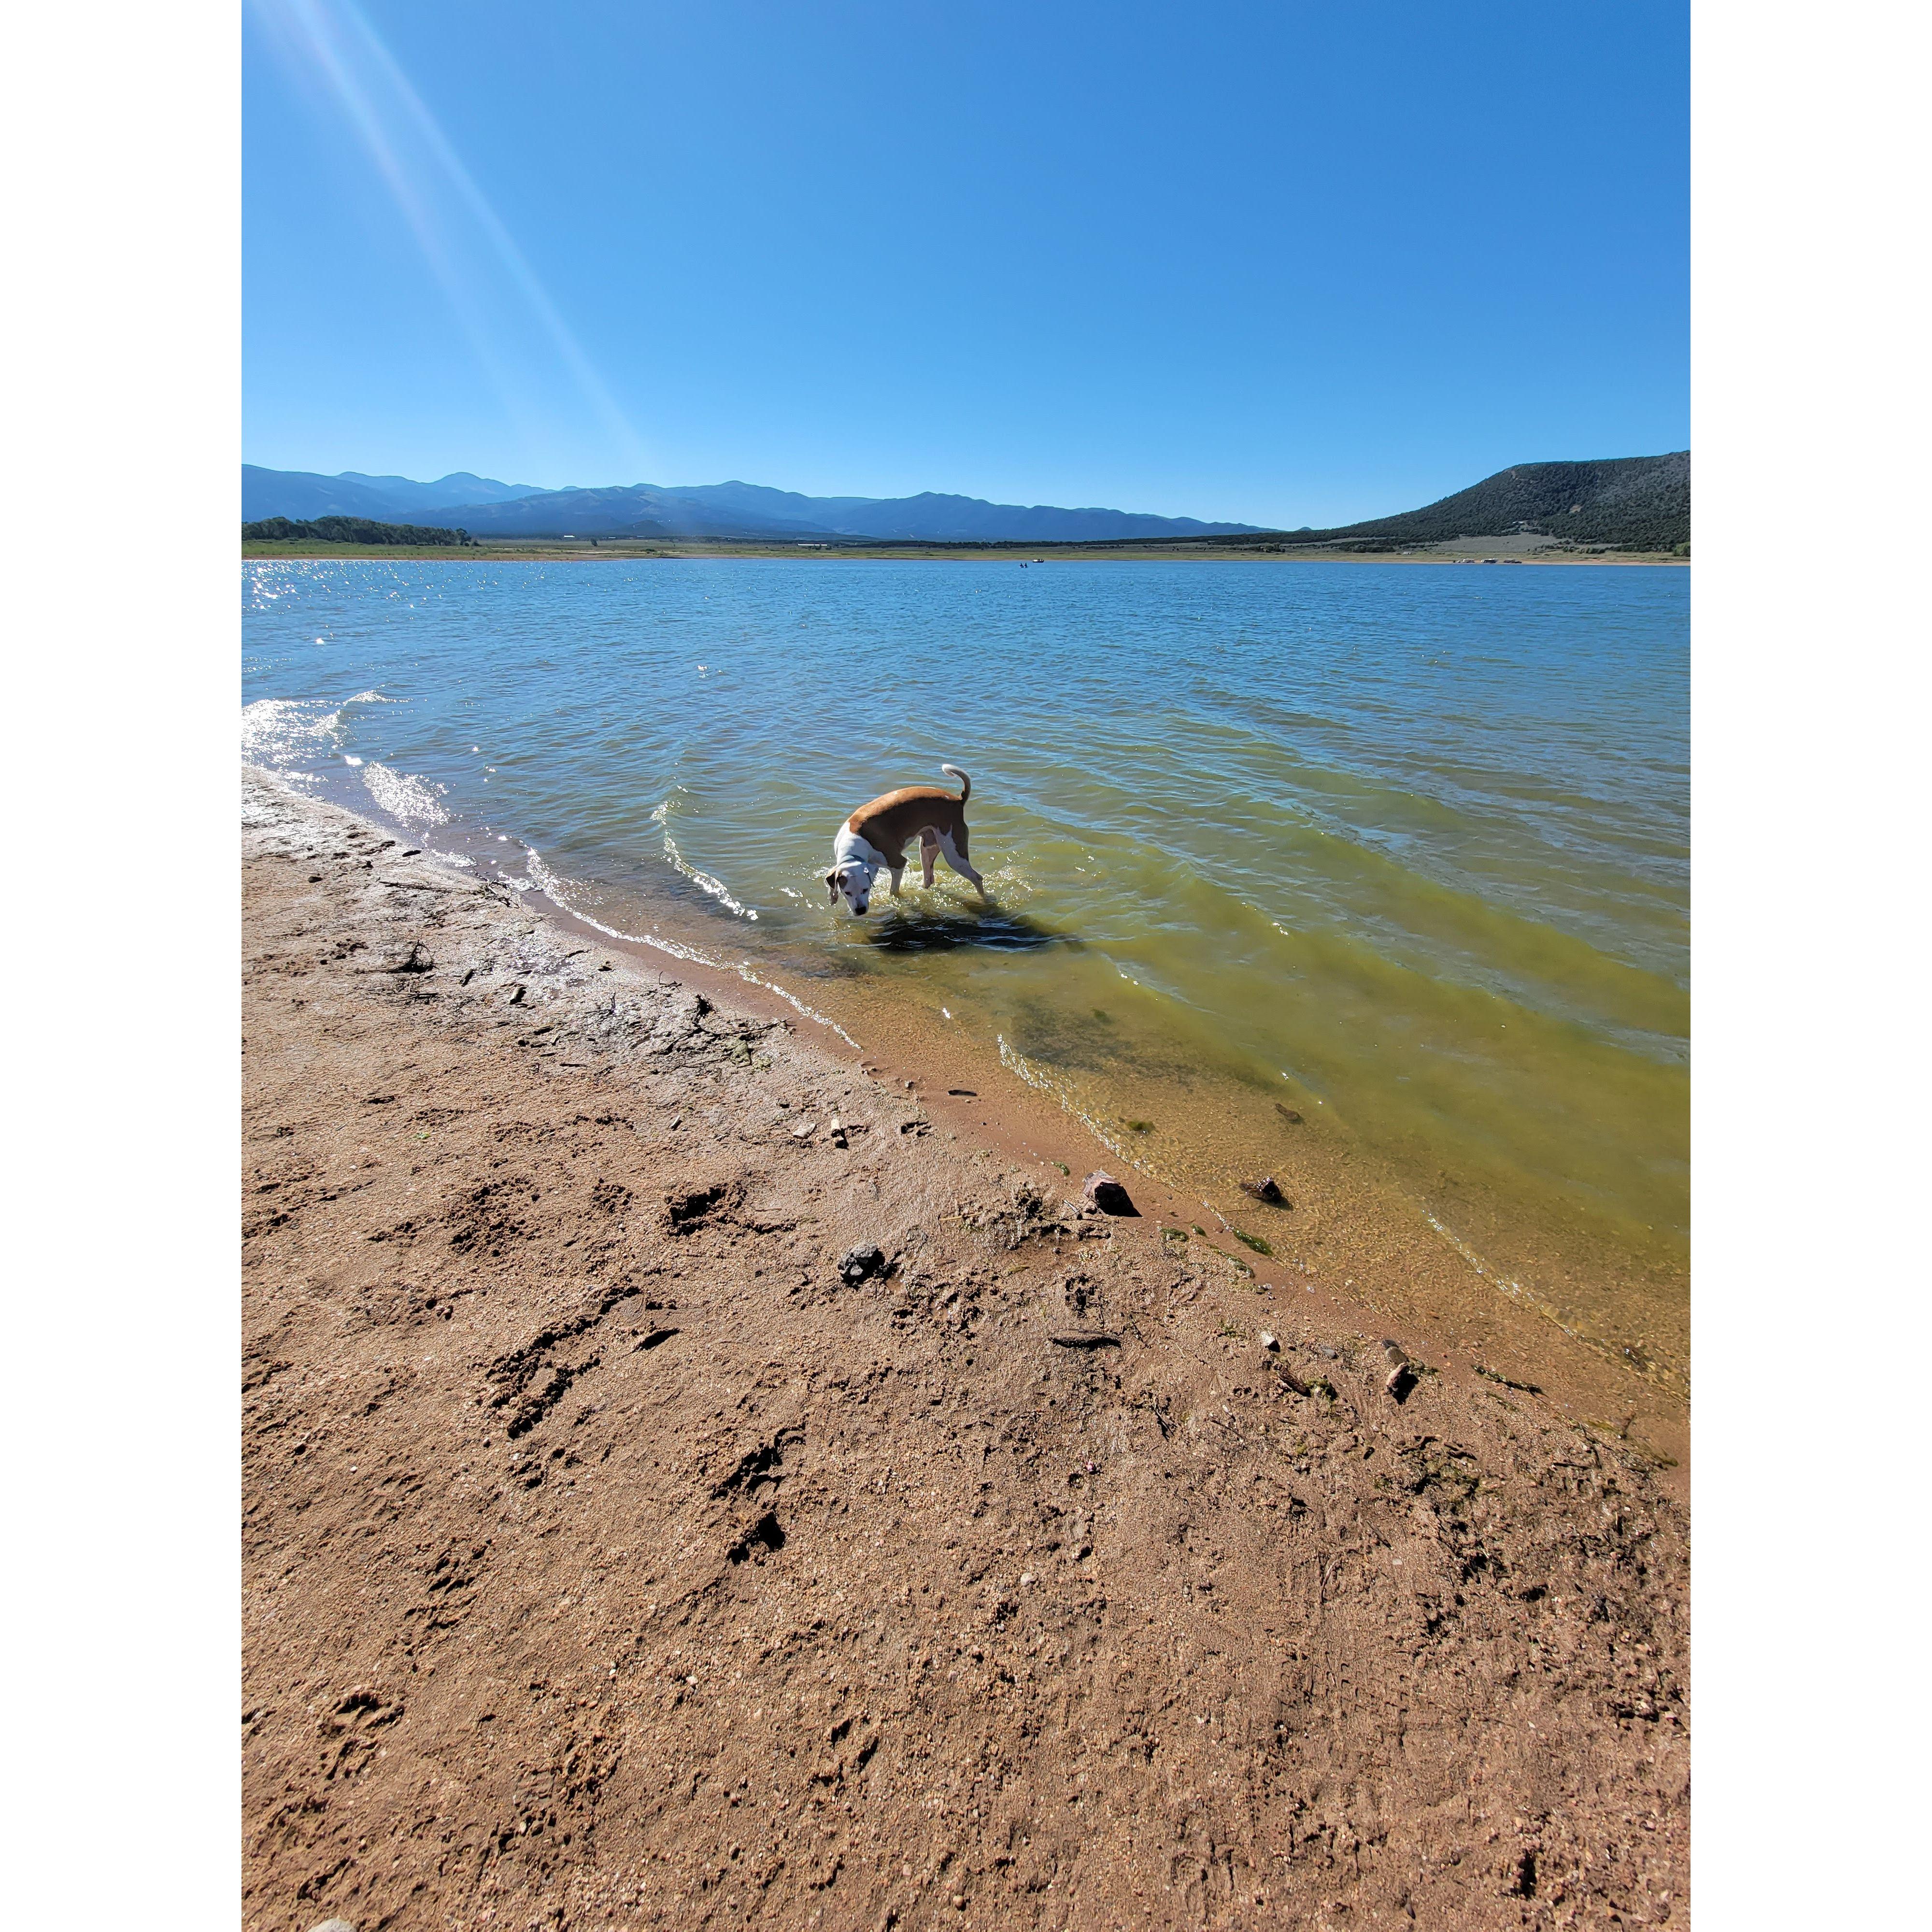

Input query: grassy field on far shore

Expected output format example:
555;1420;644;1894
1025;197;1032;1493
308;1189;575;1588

245;535;1686;565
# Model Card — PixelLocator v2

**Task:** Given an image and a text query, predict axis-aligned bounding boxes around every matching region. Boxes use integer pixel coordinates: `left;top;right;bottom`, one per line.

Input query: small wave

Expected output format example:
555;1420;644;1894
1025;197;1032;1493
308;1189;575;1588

242;689;396;767
1425;1214;1543;1312
651;796;758;920
1424;1214;1598;1359
241;697;335;763
996;1036;1154;1177
360;762;450;826
523;848;570;902
732;965;860;1047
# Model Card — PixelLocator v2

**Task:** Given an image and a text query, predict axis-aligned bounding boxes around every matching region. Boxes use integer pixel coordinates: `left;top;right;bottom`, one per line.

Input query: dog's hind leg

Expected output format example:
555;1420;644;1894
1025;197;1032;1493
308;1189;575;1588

920;829;939;889
935;826;988;898
888;862;906;898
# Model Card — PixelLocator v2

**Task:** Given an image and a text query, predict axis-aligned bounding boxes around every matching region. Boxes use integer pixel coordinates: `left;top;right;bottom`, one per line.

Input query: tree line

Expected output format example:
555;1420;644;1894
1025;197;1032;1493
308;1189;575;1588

242;516;476;547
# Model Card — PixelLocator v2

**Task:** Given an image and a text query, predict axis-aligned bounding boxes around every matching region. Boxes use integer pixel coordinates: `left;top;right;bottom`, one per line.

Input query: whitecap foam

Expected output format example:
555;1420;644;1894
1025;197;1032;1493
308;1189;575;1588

523;848;569;902
241;697;338;764
360;762;451;826
242;688;396;768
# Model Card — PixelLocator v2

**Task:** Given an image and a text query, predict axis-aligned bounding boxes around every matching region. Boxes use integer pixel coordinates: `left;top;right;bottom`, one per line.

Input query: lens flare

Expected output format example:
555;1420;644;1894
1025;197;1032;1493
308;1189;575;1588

250;0;650;478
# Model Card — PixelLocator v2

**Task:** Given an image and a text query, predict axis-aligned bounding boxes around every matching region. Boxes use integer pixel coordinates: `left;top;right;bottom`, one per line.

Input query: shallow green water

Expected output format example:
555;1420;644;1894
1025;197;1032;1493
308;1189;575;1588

243;557;1688;1368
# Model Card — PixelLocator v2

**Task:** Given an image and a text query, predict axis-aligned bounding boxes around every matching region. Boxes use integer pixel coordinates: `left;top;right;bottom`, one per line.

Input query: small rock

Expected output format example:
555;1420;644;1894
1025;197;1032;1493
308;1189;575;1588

839;1244;886;1287
1240;1176;1288;1206
792;1120;816;1139
1082;1171;1137;1215
1019;1572;1035;1587
1276;1104;1304;1125
310;1922;357;1932
1381;1339;1415;1398
1258;1332;1280;1352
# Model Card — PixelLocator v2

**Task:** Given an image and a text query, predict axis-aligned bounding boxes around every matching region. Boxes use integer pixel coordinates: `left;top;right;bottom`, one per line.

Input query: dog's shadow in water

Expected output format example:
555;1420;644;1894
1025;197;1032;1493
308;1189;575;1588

860;903;1068;954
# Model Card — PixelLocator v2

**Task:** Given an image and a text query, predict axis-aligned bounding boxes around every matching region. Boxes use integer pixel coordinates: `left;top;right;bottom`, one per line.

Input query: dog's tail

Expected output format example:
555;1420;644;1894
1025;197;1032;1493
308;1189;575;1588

941;763;971;803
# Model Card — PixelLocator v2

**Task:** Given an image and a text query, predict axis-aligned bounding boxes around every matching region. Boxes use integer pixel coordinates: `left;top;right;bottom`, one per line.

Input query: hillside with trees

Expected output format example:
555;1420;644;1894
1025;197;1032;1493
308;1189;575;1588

1234;453;1689;553
242;516;475;547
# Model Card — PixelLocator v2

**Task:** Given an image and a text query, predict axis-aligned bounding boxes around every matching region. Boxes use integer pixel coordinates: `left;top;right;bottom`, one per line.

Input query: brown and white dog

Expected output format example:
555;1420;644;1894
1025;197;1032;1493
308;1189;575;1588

825;765;987;916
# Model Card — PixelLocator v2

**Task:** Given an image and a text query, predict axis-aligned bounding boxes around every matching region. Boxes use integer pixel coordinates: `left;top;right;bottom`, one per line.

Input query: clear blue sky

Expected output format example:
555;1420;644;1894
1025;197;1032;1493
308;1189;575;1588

243;0;1688;526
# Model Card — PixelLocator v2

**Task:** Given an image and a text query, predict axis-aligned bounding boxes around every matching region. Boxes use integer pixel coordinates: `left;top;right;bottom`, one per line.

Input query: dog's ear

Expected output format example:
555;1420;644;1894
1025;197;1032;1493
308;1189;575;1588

824;868;840;905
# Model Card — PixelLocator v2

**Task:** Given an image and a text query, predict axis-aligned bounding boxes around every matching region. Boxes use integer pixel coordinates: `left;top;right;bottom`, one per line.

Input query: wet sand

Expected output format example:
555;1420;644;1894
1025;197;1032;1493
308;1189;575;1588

242;767;1687;1930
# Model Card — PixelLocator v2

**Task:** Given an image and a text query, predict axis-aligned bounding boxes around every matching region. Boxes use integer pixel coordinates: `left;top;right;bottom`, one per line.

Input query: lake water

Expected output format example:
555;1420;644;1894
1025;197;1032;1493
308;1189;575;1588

242;557;1688;1391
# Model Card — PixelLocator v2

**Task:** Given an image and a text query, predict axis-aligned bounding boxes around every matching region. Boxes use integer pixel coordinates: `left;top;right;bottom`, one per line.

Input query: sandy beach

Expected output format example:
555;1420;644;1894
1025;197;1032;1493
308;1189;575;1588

242;769;1687;1930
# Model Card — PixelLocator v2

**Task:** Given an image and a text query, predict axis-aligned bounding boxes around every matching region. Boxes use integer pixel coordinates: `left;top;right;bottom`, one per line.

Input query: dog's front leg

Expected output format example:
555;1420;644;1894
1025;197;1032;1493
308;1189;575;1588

889;864;905;898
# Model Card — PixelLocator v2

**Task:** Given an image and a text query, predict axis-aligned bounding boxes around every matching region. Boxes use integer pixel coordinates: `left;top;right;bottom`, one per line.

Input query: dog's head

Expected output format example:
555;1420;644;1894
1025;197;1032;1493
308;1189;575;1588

825;860;875;916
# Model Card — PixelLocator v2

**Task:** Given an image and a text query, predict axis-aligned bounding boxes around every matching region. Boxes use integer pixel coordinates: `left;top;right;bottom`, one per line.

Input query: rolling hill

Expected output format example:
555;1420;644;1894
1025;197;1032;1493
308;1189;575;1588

1249;453;1690;553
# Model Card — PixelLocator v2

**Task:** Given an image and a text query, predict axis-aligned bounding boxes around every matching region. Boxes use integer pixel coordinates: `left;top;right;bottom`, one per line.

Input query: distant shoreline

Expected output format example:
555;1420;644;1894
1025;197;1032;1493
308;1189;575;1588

244;536;1687;566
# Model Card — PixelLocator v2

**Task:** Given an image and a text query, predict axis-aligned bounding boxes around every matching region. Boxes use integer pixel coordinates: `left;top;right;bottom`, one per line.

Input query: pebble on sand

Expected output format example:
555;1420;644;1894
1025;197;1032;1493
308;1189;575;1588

839;1244;886;1286
1082;1171;1137;1215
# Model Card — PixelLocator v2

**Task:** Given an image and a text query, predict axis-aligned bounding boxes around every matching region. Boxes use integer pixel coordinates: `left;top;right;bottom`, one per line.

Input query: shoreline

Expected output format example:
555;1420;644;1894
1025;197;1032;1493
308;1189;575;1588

242;767;1687;1928
244;539;1688;566
324;767;1688;1465
533;873;1690;1452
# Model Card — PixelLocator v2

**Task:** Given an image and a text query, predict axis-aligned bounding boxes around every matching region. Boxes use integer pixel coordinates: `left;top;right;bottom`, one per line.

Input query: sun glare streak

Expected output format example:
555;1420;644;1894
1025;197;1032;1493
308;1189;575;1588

253;0;649;480
333;2;650;477
257;0;542;450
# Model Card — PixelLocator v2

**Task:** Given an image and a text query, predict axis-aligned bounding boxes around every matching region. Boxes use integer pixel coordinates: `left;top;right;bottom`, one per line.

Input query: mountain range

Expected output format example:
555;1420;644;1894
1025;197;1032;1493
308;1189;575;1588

242;452;1689;550
241;466;1260;542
